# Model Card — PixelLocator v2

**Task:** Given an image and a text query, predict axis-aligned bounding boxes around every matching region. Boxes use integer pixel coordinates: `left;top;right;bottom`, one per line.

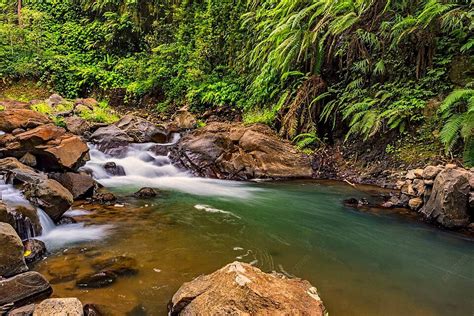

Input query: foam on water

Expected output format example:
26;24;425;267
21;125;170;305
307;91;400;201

83;142;259;199
194;204;241;219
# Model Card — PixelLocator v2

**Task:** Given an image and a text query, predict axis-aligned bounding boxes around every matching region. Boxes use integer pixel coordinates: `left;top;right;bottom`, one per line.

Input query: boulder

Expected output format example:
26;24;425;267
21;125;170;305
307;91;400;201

169;262;326;316
23;239;47;264
0;109;51;133
0;223;28;277
45;94;65;107
93;192;116;204
115;115;168;143
133;187;157;199
0;272;52;307
0;203;42;239
172;109;197;130
422;166;442;180
408;198;423;211
0;158;45;184
64;116;91;136
0;124;89;172
24;179;73;222
49;172;95;200
103;162;125;176
420;168;471;228
33;298;83;316
172;122;313;180
89;125;133;152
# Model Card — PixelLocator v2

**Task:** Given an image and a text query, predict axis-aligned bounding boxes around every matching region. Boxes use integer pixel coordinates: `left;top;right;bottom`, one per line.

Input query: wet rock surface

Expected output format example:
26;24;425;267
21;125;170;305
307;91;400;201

7;303;36;316
49;172;96;200
169;261;327;316
172;122;313;180
133;187;157;199
76;271;117;289
0;203;42;239
0;272;52;308
103;162;125;176
23;239;47;265
0;223;28;277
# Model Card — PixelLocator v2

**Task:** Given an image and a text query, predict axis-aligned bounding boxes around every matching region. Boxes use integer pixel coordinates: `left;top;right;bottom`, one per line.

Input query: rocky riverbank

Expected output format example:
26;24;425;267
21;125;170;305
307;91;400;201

0;93;472;314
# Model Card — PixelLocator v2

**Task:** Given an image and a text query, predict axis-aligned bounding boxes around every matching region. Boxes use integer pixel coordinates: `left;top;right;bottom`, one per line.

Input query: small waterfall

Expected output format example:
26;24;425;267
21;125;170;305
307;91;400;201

37;209;56;235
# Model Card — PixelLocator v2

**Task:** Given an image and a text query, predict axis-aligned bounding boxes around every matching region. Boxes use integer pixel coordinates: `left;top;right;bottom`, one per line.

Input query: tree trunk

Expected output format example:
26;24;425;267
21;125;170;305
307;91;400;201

17;0;22;26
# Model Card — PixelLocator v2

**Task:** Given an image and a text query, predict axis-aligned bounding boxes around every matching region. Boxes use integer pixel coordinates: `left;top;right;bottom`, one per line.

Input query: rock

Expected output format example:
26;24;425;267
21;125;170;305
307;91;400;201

412;179;425;196
49;172;95;200
0;109;51;133
23;239;46;264
408;198;423;211
169;262;326;316
33;298;83;316
93;192;116;204
172;122;313;180
0;203;42;239
413;169;424;178
386;193;410;208
445;163;457;169
343;198;369;208
11;128;26;136
469;192;474;208
75;98;98;108
133;187;157;199
103;162;125;176
64;116;91;136
422;166;442;180
7;303;35;316
46;94;65;107
83;304;103;316
48;261;78;285
0;223;28;277
401;182;416;196
172;109;197;130
19;153;37;168
0;272;52;307
0;157;46;185
91;256;138;276
115;115;168;143
420;168;470;228
405;170;417;180
0;124;89;172
424;179;434;186
76;271;117;289
24;179;73;222
89;125;133;152
57;216;77;225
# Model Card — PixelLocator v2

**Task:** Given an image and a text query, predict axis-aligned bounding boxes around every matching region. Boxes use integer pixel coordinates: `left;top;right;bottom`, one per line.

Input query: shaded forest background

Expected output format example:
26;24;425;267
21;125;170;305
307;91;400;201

0;0;472;165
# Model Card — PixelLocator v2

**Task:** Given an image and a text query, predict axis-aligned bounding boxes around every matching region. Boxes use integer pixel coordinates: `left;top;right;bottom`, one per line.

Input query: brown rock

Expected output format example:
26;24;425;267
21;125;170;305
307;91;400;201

412;179;425;196
445;163;457;169
172;109;197;130
0;223;28;277
49;172;95;200
19;153;37;168
169;262;326;316
33;298;83;316
7;303;35;316
413;169;424;178
408;198;423;211
115;115;168;143
24;179;73;222
0;109;51;132
422;166;442;180
23;239;46;264
0;203;42;239
0;272;51;307
45;94;65;107
420;168;470;228
172;122;313;180
133;187;157;199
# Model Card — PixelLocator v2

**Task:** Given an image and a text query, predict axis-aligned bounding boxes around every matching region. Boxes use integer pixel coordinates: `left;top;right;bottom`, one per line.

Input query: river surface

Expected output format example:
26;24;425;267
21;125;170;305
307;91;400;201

32;143;474;315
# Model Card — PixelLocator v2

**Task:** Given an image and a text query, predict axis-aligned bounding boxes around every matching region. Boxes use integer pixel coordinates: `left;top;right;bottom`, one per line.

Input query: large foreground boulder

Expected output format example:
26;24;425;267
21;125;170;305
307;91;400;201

169;262;327;315
33;298;83;316
0;109;51;133
172;122;313;179
0;272;52;308
0;124;89;172
420;168;471;228
0;223;28;277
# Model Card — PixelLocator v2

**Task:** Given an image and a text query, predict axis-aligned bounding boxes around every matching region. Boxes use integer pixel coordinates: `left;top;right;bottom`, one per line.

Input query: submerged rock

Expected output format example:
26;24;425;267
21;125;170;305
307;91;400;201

91;256;138;276
133;187;157;199
0;109;51;133
172;122;313;180
169;262;327;315
0;272;52;307
420;168;471;228
33;298;83;316
0;223;28;277
76;271;117;289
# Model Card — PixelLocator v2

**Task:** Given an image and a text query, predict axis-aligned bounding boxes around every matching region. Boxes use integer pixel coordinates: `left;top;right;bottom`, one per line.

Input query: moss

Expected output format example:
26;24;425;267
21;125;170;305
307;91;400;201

0;81;50;101
31;102;53;115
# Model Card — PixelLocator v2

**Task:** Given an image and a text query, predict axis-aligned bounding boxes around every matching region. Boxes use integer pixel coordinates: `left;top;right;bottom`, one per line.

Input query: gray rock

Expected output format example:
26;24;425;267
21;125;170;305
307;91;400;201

49;172;95;200
7;303;35;316
420;168;470;228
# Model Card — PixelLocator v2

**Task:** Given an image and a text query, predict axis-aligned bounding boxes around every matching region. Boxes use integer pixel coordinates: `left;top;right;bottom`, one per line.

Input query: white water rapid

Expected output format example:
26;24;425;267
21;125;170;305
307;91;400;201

83;142;258;199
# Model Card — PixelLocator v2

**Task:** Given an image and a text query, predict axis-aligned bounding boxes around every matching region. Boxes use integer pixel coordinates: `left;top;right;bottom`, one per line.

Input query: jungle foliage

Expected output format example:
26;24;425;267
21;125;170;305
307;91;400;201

0;0;473;164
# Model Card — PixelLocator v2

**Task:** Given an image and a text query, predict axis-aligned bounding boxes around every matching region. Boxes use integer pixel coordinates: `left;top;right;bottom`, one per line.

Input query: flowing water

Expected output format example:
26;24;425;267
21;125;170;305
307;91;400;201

30;143;474;315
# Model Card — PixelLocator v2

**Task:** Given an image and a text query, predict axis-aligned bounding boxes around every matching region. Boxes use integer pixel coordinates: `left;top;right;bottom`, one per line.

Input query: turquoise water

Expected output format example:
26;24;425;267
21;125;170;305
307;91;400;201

36;180;474;315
